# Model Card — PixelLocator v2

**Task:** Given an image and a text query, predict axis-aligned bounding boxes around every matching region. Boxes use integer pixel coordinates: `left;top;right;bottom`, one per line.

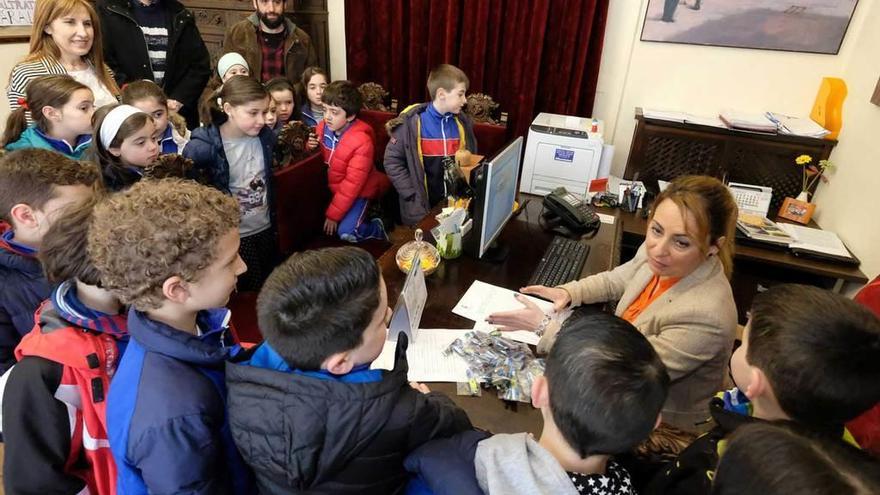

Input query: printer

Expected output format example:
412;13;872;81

519;113;604;199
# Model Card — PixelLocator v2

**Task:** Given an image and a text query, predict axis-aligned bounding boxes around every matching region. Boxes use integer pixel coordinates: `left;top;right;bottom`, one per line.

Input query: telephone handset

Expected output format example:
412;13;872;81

543;187;600;233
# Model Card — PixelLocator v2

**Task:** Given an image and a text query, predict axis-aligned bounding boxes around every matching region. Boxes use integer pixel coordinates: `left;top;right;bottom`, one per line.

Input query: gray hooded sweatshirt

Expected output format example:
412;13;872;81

475;433;581;495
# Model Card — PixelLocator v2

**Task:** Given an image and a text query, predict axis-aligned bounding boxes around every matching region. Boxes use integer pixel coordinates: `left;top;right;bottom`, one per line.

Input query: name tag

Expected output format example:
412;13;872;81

554;148;574;162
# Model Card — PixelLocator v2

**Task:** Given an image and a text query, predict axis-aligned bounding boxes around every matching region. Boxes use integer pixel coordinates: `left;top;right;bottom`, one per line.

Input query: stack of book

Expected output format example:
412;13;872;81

736;214;793;247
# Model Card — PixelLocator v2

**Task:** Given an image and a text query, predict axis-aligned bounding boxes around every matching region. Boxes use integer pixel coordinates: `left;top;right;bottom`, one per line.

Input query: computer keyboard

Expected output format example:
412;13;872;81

528;236;591;287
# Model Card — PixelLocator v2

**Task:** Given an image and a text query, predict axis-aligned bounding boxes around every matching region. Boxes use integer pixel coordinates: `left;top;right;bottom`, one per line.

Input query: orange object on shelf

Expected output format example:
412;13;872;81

810;77;847;140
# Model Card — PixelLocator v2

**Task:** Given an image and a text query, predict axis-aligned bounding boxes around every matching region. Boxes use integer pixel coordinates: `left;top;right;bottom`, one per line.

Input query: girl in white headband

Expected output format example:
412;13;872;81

92;103;161;191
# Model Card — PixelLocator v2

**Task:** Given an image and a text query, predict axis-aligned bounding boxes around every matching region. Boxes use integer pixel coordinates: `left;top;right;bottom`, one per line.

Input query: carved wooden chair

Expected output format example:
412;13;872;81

358;82;398;113
464;93;508;127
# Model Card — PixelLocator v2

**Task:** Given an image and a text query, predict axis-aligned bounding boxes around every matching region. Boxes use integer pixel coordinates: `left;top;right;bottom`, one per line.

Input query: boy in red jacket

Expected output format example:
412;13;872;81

310;81;390;242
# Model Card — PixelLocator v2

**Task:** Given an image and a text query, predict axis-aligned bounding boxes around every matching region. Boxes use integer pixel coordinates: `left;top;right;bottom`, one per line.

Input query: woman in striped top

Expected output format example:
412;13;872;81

6;0;119;120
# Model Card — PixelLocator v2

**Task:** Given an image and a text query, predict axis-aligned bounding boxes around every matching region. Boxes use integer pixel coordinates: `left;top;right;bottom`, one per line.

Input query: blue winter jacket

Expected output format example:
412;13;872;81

107;307;254;494
0;224;50;375
5;126;92;160
183;124;275;195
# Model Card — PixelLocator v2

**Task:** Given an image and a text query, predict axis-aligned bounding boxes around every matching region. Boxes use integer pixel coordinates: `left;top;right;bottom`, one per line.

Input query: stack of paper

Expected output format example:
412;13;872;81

371;329;472;382
765;112;830;138
719;110;778;133
643;109;726;128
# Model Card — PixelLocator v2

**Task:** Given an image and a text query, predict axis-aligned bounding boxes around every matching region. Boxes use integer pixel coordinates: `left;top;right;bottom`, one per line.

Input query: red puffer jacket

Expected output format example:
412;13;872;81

317;119;391;222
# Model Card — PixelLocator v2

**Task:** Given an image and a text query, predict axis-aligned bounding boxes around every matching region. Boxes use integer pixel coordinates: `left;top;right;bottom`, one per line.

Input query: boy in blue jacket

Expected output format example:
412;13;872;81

90;178;252;494
226;246;472;493
0;149;100;374
404;313;670;495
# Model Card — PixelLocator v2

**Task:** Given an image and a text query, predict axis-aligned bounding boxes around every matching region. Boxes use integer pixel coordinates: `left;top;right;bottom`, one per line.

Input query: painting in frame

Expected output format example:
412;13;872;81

0;0;36;43
641;0;860;55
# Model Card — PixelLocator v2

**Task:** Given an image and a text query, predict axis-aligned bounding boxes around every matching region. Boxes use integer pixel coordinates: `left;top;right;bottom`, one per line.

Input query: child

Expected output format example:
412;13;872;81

712;423;880;494
0;149;100;374
121;79;191;154
405;312;670;494
184;75;276;292
265;95;278;130
2;196;127;495
198;52;251;126
265;76;297;131
300;66;328;128
2;74;95;159
384;64;477;225
646;284;880;495
225;246;472;493
312;80;390;242
91;103;161;191
90;178;252;494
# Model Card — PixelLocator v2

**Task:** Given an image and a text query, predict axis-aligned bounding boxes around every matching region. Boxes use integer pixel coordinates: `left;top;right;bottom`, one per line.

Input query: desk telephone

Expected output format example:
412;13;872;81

542;187;601;233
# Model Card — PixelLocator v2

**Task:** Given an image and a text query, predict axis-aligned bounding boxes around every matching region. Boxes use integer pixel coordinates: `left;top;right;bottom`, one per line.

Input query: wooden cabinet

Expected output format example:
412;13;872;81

625;108;837;214
181;0;329;75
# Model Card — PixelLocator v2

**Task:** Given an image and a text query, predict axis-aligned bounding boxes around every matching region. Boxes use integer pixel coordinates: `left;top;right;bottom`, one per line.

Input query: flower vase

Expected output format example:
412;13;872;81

796;191;811;203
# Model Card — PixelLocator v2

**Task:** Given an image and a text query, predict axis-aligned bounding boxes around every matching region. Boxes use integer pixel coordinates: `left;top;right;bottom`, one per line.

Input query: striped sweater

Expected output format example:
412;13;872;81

6;56;117;124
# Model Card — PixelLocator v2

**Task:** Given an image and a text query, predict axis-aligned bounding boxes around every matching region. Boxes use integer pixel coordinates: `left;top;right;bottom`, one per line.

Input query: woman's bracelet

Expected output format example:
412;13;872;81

536;314;553;337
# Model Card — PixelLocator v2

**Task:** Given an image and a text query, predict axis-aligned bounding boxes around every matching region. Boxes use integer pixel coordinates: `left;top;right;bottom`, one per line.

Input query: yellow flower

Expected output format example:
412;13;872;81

795;154;812;165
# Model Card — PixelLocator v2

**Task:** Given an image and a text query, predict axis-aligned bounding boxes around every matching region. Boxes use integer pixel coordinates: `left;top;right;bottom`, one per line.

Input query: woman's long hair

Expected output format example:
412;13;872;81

22;0;119;96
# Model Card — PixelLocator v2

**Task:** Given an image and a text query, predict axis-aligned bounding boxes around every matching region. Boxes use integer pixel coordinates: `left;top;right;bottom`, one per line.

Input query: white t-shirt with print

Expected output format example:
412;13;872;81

223;136;271;236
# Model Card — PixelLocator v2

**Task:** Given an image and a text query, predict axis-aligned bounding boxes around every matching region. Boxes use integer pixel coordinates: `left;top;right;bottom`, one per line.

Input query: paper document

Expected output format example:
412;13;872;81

765;112;829;138
371;329;472;382
453;280;555;324
597;212;615;225
777;224;852;259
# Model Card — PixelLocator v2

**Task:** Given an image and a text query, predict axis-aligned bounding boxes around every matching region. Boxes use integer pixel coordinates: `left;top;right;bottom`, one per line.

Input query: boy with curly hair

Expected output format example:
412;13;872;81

90;178;252;494
384;64;477;225
0;148;100;374
2;197;126;495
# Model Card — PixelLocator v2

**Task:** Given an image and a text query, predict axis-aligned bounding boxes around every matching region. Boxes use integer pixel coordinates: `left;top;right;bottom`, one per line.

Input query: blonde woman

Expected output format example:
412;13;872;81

7;0;119;120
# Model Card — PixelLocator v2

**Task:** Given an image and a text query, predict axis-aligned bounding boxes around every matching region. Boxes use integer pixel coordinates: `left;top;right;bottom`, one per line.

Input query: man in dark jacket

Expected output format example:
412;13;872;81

222;0;317;84
98;0;211;128
226;247;472;494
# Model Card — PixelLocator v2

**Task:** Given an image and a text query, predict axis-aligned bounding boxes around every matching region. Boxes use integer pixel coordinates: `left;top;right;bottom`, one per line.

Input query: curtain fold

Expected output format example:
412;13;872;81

345;0;608;140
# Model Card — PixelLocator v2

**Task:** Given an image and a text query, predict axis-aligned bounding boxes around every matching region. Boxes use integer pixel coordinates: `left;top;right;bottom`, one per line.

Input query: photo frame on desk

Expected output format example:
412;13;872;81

778;197;816;225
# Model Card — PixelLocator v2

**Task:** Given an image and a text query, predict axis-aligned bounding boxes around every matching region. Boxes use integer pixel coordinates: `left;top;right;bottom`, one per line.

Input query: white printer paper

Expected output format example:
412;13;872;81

371;329;472;382
452;280;555;325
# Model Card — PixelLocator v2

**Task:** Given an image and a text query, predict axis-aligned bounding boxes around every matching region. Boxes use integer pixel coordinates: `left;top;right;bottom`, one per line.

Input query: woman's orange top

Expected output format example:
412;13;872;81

621;275;681;323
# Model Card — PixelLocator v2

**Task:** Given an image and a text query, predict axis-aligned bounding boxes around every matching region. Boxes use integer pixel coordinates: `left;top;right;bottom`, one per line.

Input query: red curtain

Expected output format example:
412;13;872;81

345;0;609;140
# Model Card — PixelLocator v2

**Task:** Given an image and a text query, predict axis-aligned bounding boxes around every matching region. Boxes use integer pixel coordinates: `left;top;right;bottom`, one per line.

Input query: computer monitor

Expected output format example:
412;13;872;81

465;137;524;259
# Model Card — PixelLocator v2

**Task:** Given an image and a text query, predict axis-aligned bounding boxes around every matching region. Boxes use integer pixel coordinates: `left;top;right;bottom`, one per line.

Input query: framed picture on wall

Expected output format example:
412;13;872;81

640;0;860;55
0;0;35;43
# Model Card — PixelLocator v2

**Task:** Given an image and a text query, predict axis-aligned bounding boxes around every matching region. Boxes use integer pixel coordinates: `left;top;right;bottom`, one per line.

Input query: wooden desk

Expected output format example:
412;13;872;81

607;207;868;322
378;196;621;435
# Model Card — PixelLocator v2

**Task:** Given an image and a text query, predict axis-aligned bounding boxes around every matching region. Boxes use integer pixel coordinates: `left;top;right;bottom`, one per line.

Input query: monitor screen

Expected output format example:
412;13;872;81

479;137;524;257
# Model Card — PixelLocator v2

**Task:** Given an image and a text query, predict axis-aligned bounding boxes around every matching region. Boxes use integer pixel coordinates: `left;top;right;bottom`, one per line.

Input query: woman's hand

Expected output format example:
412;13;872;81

520;285;571;311
487;293;547;332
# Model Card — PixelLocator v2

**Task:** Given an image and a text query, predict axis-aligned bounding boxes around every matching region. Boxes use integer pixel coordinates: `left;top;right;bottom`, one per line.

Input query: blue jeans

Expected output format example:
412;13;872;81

338;198;386;242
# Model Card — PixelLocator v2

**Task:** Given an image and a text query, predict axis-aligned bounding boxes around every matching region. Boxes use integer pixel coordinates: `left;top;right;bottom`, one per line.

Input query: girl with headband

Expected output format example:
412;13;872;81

3;74;95;159
91;103;161;191
184;75;276;292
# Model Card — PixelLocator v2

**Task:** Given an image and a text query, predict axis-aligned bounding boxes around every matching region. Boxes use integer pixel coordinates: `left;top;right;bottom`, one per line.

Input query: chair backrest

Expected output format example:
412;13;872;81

273;153;330;256
358;82;398;113
464;93;508;126
359;109;398;167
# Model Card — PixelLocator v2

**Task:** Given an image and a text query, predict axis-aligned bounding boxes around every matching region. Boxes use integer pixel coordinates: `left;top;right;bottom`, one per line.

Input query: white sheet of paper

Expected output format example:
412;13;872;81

597;212;615;225
370;329;472;382
452;280;555;325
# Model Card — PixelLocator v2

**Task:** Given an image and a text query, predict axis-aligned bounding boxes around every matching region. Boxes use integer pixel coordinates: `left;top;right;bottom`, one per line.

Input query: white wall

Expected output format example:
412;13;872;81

594;0;879;287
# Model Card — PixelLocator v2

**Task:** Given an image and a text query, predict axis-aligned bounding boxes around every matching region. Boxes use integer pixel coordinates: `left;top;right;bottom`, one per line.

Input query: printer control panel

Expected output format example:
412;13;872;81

529;124;589;138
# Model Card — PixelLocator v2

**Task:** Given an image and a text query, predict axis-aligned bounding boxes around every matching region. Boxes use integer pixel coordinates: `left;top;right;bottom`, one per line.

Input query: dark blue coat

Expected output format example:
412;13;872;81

107;307;254;494
183;124;275;195
0;224;50;375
